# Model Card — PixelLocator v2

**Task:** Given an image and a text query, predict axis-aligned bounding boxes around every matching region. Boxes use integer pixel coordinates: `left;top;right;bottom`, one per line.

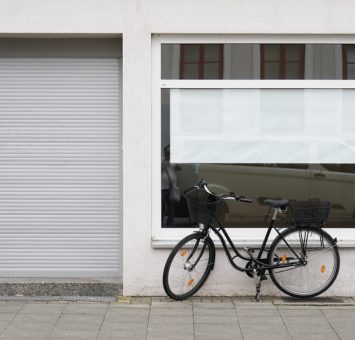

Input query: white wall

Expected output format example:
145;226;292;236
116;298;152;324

1;0;355;296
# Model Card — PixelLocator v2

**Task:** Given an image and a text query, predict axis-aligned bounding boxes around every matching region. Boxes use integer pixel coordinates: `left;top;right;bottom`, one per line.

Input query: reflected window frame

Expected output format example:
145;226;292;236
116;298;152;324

179;44;224;79
260;44;305;79
342;44;355;79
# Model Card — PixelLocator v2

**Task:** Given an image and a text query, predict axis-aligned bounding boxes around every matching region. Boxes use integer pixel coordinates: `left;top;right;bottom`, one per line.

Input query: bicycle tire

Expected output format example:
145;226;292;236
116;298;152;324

163;232;215;301
268;226;340;298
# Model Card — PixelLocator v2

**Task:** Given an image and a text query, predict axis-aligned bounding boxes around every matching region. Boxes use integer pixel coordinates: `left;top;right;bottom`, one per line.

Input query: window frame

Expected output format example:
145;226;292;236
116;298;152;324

152;34;355;248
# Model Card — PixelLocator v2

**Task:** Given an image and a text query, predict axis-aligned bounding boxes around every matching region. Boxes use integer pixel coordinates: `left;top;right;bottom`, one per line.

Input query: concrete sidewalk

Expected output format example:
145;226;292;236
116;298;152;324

0;297;354;340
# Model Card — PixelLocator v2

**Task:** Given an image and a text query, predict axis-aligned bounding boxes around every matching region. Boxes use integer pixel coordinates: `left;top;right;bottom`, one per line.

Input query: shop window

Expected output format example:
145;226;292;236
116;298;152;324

260;44;305;79
157;39;355;232
342;45;355;79
179;44;223;79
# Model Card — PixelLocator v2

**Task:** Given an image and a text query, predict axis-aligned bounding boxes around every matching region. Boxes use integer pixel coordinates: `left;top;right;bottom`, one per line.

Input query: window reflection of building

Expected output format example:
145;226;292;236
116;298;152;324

342;45;355;79
179;44;223;79
260;44;305;79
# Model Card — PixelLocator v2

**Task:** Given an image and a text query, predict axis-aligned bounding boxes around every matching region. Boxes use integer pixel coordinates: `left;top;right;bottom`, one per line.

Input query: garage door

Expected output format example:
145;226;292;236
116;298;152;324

0;56;121;277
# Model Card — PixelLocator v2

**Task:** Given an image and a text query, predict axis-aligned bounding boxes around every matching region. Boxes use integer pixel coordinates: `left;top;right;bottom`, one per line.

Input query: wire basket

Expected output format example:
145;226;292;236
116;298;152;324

185;188;225;225
289;200;332;225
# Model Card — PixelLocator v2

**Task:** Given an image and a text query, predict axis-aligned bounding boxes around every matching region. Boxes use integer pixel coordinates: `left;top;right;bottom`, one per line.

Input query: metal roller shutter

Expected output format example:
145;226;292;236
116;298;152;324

0;58;121;277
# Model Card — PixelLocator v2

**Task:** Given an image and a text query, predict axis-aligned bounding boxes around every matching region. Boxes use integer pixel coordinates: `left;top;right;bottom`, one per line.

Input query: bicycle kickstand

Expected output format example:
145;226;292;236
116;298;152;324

253;268;261;302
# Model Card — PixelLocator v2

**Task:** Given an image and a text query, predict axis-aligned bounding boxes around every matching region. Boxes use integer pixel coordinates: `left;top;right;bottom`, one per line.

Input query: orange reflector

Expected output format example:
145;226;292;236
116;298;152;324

188;279;194;286
181;249;187;257
281;255;287;263
321;265;326;273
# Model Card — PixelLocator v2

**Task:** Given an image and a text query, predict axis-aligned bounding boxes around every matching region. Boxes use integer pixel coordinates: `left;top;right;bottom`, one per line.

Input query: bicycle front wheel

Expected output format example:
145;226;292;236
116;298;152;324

163;232;215;301
268;226;340;298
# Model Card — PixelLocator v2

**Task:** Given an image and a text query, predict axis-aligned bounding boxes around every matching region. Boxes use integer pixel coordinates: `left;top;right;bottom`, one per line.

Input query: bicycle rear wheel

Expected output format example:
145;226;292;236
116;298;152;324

163;232;215;301
268;226;340;298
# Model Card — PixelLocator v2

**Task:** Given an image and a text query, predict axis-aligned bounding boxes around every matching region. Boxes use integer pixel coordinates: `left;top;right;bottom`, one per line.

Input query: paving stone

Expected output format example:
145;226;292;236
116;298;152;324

194;314;238;324
238;316;284;326
232;297;275;308
148;314;193;324
104;308;149;323
236;308;280;317
320;305;355;310
193;308;237;316
326;317;355;335
326;316;355;326
193;302;235;309
234;302;276;309
277;305;321;310
200;297;233;303
242;331;291;340
49;328;99;339
0;303;23;313
0;326;53;339
101;321;148;332
19;303;66;314
284;320;335;334
291;333;339;340
11;312;59;324
98;329;147;340
232;297;259;303
0;315;15;323
106;307;150;315
195;331;243;340
240;323;287;334
0;320;14;335
64;302;108;314
151;301;192;308
279;308;324;317
150;307;192;316
130;296;152;304
147;329;194;340
332;331;355;340
194;323;243;340
54;313;104;330
282;315;329;326
148;322;194;332
109;302;150;309
322;309;355;318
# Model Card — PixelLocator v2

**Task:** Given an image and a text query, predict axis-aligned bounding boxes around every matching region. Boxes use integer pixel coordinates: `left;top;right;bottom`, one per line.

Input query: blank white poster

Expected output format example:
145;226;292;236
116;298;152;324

170;88;355;163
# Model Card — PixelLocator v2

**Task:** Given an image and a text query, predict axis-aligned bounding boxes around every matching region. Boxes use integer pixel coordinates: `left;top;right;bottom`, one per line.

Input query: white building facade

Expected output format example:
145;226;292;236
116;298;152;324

1;0;355;296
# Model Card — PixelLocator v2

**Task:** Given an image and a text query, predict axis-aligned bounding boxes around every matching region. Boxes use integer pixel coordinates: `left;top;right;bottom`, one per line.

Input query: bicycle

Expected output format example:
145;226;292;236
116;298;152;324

162;179;340;301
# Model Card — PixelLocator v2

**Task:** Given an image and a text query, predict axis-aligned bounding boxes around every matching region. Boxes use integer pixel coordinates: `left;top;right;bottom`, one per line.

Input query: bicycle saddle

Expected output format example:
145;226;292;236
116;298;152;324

264;199;288;209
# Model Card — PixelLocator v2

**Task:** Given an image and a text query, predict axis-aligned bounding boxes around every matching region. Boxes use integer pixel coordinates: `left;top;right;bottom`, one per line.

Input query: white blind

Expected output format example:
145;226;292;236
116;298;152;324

0;58;121;277
170;88;355;163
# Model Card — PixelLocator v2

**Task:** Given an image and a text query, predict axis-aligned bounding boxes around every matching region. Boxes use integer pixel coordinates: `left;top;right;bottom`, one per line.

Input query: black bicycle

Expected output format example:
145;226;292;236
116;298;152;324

163;179;340;301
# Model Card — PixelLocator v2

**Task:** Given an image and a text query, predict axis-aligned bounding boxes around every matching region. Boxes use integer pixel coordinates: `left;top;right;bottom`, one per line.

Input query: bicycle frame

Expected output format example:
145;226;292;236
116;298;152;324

200;208;305;273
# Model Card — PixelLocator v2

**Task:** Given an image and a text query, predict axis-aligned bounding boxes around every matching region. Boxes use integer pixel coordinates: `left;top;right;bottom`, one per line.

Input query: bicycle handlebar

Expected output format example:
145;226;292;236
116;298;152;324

197;178;252;204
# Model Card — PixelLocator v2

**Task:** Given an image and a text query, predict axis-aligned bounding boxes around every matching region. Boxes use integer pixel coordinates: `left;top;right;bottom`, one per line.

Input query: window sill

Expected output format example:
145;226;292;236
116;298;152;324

151;237;355;249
